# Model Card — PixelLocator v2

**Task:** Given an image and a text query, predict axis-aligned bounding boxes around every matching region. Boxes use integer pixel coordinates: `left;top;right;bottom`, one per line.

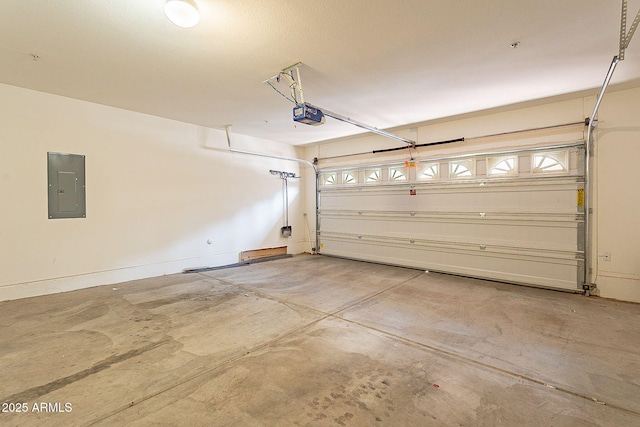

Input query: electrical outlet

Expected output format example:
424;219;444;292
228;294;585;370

603;252;611;262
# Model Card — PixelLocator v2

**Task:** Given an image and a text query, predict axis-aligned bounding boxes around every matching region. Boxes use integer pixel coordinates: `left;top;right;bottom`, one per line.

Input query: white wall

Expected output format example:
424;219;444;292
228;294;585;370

0;83;310;301
305;87;640;303
3;83;638;303
594;86;640;303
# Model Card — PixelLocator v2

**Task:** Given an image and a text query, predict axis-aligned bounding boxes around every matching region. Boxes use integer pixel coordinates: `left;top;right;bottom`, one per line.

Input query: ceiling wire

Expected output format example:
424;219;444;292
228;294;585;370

266;70;302;105
266;80;295;104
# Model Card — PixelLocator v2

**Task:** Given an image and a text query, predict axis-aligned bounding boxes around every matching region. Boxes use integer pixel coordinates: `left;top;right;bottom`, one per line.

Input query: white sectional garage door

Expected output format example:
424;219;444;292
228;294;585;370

317;143;585;291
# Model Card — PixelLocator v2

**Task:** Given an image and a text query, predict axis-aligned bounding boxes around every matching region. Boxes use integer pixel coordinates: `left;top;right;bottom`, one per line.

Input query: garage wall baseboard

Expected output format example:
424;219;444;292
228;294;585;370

596;274;640;304
0;254;227;302
0;242;307;302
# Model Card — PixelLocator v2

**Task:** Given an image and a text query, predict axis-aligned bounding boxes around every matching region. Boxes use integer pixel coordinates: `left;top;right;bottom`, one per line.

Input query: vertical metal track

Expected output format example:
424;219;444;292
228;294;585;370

584;56;619;292
315;170;321;253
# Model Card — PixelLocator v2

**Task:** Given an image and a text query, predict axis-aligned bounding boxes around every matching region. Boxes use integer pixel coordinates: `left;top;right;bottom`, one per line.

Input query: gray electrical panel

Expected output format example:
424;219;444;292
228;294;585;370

47;152;86;219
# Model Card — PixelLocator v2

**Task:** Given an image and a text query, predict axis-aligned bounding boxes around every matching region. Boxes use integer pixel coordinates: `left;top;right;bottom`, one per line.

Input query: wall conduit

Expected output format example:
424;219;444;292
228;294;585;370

225;125;320;253
225;125;316;172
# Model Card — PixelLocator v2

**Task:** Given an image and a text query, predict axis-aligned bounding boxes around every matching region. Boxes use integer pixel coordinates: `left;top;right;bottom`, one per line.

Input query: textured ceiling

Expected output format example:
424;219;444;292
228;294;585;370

1;1;639;145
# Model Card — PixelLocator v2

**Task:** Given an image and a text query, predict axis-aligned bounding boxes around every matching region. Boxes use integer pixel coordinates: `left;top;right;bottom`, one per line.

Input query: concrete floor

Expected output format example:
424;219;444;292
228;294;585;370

1;255;639;426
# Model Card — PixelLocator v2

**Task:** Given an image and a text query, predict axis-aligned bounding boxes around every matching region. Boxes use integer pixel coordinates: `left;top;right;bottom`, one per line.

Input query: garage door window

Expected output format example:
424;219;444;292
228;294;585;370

418;163;439;180
532;151;568;174
322;173;337;185
342;171;358;184
389;167;407;182
365;168;381;183
488;156;517;177
450;160;474;178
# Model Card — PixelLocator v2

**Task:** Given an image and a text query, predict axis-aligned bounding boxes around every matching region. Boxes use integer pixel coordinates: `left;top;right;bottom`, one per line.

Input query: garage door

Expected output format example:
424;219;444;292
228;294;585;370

317;143;585;291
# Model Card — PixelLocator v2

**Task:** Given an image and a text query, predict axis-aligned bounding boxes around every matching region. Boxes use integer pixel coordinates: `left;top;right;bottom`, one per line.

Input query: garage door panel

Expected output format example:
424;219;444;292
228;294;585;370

320;237;581;291
318;143;585;291
319;216;580;251
320;183;582;213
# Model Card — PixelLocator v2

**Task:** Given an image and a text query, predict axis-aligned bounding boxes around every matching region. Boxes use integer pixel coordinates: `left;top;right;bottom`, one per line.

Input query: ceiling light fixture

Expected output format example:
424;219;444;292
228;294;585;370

164;0;200;28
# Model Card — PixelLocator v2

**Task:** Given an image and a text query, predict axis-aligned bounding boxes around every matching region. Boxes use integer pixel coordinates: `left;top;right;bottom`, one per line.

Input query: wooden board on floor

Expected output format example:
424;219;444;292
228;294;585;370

240;246;287;262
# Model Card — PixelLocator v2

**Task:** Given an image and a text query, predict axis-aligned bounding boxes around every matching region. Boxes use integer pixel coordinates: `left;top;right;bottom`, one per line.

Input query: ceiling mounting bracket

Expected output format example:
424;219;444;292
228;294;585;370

268;62;305;105
619;0;640;60
265;63;416;147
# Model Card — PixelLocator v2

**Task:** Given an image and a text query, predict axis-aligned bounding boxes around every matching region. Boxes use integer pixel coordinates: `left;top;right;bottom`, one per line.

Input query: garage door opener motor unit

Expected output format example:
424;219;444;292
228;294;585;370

265;62;416;146
293;103;325;126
